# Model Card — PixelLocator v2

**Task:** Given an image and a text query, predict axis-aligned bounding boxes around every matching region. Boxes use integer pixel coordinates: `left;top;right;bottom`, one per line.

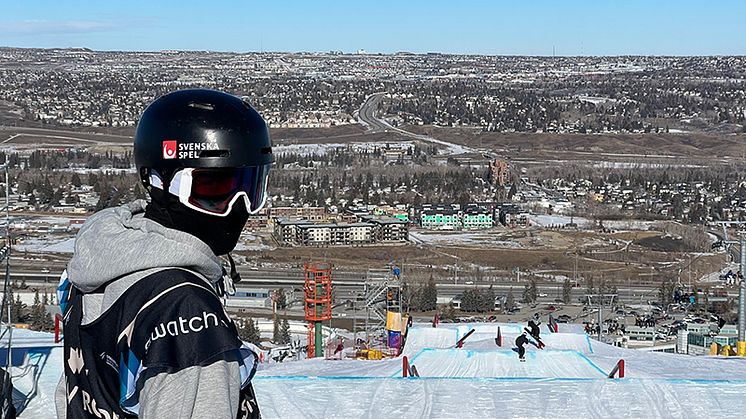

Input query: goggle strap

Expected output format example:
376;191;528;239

149;171;164;190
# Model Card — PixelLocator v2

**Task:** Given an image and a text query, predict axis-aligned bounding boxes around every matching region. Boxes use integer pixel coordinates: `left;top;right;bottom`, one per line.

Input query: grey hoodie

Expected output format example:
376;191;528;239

55;200;246;418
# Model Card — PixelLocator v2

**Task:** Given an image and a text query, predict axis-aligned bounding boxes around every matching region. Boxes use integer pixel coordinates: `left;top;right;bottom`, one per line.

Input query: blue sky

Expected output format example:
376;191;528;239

1;0;744;55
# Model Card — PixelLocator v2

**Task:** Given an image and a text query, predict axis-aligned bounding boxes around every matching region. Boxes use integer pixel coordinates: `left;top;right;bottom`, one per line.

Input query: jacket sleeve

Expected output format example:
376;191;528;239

139;360;242;419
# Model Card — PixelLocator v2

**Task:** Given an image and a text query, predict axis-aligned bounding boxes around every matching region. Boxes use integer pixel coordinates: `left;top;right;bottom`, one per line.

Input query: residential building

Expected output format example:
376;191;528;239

270;206;326;221
362;215;409;242
419;205;462;230
273;216;407;246
462;205;494;230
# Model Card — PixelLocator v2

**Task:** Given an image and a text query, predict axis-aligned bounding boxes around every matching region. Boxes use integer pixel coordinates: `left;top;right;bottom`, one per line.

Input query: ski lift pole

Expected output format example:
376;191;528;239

738;233;746;356
1;160;10;369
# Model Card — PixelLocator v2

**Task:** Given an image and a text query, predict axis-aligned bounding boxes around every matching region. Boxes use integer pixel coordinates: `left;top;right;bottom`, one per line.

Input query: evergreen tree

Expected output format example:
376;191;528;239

528;279;538;303
31;290;44;330
272;316;281;343
562;278;573;304
401;282;418;312
483;285;496;312
13;294;25;323
420;277;438;311
658;278;674;306
71;172;82;187
275;288;287;310
461;288;481;312
238;317;261;345
522;283;532;304
279;318;291;345
505;288;516;312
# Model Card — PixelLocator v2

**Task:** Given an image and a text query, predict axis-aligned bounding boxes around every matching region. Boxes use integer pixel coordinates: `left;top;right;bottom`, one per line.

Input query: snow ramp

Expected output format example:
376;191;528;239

406;348;605;378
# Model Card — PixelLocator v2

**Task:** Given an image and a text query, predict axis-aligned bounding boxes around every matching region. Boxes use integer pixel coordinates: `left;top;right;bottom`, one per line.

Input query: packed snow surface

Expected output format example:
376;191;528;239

254;323;746;418
9;323;746;418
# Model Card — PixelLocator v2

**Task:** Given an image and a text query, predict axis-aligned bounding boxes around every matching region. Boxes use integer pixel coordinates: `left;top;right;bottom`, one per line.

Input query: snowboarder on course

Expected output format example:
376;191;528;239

528;319;541;338
56;89;271;419
515;331;529;361
527;319;545;349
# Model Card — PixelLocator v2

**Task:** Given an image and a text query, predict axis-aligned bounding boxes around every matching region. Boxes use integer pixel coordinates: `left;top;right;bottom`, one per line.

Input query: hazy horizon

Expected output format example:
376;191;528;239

2;0;746;56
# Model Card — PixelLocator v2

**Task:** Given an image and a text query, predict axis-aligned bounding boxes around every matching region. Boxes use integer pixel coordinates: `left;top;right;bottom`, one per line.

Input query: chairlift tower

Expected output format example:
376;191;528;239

586;293;616;342
0;160;12;371
714;221;746;356
0;158;14;419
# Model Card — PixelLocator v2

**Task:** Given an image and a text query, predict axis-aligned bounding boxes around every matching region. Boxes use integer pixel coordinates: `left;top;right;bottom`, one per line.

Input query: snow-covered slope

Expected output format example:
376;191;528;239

1;329;64;418
254;323;746;418
10;323;746;418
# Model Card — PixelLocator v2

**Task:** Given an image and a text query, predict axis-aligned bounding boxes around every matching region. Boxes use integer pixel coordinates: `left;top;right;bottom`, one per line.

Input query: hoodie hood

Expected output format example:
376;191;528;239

67;200;223;293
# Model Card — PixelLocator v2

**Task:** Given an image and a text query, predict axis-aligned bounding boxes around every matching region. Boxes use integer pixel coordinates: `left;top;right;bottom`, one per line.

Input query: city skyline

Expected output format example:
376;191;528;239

1;0;746;56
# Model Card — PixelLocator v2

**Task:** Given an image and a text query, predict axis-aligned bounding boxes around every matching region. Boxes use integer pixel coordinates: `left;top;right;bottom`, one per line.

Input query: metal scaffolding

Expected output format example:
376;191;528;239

362;266;401;344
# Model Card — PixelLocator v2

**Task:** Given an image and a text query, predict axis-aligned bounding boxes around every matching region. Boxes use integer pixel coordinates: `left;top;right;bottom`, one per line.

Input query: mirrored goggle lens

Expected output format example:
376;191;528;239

187;166;268;214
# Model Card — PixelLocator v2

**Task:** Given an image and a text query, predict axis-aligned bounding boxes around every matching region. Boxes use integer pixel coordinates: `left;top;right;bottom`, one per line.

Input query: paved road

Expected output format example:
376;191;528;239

0;125;131;146
11;265;664;306
356;92;478;156
357;93;389;132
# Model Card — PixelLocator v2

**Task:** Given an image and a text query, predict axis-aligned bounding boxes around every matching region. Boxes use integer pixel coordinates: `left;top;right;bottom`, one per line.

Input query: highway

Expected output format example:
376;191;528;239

0;125;132;147
11;265;666;306
356;92;478;156
356;93;389;132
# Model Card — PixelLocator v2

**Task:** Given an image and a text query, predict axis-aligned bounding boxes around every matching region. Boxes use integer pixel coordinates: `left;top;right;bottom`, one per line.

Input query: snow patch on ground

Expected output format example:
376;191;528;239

274;141;415;156
592;161;704;169
602;219;657;231
14;237;76;254
530;214;591;228
409;231;522;248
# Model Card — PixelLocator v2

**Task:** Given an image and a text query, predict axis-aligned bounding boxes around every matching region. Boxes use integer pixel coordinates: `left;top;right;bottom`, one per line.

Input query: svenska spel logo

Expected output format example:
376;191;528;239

162;140;177;159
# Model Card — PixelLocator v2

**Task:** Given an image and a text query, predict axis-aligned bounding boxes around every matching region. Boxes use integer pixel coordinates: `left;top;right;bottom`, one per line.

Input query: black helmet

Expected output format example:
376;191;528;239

134;88;273;186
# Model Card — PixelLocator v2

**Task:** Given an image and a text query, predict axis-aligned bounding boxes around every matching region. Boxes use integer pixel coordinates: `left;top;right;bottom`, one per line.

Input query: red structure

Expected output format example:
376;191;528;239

608;359;625;378
304;262;333;358
54;313;63;343
490;159;509;186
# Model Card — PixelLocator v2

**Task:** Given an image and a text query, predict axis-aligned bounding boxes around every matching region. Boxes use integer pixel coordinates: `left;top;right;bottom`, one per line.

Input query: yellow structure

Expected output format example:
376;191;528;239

709;342;719;356
720;345;735;356
737;341;746;357
359;349;383;360
386;311;402;332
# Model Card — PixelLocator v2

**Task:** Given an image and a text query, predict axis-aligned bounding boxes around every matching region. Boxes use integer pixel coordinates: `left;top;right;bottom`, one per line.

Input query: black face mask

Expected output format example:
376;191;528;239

144;187;249;256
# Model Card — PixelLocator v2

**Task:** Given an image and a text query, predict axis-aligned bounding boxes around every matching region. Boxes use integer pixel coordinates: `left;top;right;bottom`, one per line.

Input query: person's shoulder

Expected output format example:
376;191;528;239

108;267;219;321
130;268;215;297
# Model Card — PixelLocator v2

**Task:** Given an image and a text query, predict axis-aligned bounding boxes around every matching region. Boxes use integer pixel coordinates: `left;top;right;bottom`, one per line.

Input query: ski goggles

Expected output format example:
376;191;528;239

150;165;269;216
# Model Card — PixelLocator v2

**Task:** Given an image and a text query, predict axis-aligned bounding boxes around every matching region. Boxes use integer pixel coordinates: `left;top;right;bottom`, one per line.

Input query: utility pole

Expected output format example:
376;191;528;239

574;252;578;286
1;160;11;369
740;234;746;356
